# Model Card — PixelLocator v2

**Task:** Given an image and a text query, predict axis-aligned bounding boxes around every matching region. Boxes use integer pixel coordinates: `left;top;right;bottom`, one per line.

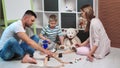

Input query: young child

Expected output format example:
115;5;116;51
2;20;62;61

39;14;64;51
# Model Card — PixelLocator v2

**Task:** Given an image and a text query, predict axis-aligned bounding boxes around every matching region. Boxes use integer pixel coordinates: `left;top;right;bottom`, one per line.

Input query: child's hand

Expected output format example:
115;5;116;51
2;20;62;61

46;39;51;44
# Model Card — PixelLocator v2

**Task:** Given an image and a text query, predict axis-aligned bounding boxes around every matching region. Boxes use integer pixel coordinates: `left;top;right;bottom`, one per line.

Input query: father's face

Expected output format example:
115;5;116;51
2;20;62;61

25;16;35;27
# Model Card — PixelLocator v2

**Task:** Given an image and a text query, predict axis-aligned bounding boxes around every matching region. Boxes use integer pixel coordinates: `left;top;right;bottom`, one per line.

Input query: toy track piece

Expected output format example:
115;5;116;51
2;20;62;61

69;62;73;64
46;55;50;61
58;53;63;58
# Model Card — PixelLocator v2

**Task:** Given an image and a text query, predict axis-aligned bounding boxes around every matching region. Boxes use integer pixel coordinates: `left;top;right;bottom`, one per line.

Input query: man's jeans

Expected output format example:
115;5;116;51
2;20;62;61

0;35;39;61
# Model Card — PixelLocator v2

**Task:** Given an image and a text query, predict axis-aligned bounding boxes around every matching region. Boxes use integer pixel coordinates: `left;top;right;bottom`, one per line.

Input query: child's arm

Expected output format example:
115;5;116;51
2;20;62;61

39;34;51;43
39;34;46;40
59;36;64;45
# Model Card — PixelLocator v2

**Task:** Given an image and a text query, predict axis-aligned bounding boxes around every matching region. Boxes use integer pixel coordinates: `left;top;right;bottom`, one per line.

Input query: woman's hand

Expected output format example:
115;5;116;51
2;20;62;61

75;43;82;48
87;53;94;62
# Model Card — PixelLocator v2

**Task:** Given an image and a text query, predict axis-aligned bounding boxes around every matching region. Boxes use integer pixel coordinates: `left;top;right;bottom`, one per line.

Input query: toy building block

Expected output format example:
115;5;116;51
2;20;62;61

58;53;63;58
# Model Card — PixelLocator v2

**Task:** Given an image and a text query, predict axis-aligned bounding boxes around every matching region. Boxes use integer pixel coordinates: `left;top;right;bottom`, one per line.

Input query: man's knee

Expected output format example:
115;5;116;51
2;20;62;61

8;37;18;44
0;52;14;61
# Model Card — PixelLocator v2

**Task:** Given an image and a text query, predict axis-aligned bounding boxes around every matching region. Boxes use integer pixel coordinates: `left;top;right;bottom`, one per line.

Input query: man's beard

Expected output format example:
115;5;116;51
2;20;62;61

25;24;30;27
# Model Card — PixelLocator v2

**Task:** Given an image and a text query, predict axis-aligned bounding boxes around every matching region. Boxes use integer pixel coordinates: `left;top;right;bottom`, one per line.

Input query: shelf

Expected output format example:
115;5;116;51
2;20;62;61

61;13;76;28
32;0;43;11
35;12;43;28
44;11;59;13
34;10;43;13
31;0;93;31
60;11;76;13
60;0;77;12
44;0;58;11
77;0;93;12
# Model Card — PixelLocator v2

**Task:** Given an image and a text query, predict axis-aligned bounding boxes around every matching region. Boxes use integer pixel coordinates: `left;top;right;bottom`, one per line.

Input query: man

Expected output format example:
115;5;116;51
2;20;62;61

0;10;53;64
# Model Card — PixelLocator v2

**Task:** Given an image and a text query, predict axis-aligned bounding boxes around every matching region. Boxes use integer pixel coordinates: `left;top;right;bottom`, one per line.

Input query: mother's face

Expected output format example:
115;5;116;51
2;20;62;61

80;10;86;19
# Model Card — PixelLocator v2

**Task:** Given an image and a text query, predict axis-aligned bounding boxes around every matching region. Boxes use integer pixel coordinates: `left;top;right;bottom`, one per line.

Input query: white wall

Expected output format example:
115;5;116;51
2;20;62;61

0;0;2;18
93;0;98;18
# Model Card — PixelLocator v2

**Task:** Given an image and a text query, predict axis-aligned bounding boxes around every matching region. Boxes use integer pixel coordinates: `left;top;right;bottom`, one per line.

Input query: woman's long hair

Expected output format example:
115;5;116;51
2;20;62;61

80;4;95;32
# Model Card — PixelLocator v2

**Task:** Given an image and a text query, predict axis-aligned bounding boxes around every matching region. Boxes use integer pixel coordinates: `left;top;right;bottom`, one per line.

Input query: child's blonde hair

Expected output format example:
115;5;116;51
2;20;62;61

49;15;57;22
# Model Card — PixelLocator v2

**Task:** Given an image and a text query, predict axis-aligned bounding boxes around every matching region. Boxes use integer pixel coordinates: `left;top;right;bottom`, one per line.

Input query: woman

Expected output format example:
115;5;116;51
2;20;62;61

77;4;111;62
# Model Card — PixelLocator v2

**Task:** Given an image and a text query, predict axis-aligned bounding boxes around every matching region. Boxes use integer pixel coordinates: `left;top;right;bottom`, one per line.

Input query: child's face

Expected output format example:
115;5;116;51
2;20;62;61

49;20;57;28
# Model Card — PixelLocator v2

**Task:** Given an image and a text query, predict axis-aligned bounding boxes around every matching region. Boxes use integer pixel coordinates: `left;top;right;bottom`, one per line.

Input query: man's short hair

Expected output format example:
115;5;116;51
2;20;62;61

24;10;37;18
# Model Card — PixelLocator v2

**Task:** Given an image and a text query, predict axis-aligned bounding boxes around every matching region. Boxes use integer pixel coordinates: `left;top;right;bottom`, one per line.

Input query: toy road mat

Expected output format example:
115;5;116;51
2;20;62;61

27;65;64;68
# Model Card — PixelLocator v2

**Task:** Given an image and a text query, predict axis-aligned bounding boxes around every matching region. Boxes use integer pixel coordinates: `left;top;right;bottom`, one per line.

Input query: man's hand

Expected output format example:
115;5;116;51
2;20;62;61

44;49;54;56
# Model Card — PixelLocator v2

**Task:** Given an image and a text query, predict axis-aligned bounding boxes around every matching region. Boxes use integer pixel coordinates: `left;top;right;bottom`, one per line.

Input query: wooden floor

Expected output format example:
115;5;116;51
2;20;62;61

0;47;120;68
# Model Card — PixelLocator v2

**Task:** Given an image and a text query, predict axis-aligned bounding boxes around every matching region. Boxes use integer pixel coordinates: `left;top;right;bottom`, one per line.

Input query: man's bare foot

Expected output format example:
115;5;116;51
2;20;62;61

21;54;37;64
87;54;94;62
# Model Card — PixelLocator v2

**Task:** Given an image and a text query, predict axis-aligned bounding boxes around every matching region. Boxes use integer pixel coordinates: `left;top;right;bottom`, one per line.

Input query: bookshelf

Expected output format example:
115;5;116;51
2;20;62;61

32;0;93;35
